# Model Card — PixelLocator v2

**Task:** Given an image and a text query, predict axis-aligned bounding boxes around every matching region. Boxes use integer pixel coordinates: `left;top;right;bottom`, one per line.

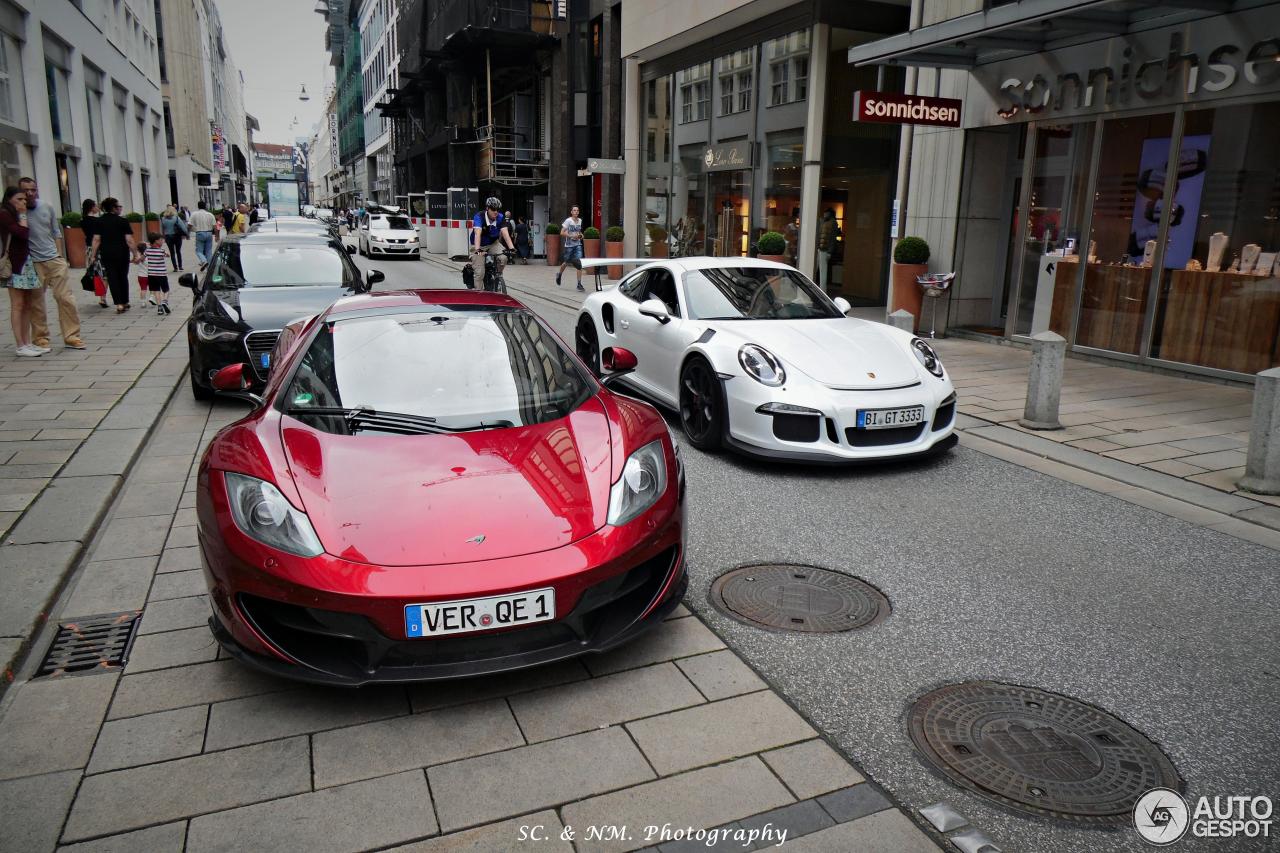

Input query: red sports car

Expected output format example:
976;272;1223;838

195;289;686;685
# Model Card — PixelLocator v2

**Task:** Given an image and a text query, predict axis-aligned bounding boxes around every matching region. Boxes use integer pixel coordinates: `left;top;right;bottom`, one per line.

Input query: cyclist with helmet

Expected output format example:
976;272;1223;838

471;197;515;290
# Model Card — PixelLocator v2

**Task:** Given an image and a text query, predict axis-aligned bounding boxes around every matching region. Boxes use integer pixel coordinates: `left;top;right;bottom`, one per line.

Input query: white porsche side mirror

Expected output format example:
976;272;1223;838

638;298;671;324
833;296;852;315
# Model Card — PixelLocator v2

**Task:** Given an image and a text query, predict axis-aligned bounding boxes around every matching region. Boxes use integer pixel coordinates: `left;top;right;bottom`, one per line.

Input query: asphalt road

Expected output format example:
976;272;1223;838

355;255;1280;853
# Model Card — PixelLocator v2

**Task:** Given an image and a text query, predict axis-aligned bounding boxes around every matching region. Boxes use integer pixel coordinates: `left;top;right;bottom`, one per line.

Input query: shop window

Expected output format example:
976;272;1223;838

0;33;26;130
764;133;803;265
0;137;20;189
1077;113;1175;355
675;144;707;256
1150;102;1280;374
1011;121;1096;337
642;74;673;258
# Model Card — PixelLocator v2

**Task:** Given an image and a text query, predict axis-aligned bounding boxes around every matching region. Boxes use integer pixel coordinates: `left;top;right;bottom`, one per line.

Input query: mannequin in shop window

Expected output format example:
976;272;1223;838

817;208;841;292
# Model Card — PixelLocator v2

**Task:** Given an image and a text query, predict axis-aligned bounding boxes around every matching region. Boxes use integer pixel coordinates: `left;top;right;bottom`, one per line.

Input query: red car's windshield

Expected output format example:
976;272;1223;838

283;307;595;434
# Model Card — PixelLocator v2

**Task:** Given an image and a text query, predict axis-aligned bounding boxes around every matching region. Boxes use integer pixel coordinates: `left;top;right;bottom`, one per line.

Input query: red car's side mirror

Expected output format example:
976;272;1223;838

601;347;637;372
211;363;250;392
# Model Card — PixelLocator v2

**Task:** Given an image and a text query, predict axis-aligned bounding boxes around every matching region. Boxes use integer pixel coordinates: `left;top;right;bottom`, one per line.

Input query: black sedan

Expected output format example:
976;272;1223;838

180;234;383;400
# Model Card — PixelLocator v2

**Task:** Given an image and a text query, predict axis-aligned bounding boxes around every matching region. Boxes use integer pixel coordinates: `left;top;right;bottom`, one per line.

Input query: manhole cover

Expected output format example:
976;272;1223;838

908;682;1181;825
36;612;141;678
709;564;888;632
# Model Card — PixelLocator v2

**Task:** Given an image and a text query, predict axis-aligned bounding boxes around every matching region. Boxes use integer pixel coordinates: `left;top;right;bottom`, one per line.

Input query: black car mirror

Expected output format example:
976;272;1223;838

345;243;357;254
178;273;198;290
367;269;385;289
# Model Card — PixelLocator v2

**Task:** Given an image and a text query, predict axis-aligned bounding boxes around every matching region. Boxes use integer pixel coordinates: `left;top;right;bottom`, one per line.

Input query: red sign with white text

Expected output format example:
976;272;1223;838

853;91;962;127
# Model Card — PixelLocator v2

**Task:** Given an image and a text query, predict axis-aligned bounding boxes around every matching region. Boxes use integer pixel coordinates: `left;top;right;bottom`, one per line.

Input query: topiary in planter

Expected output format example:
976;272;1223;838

144;211;160;221
544;222;560;235
757;231;786;256
60;211;83;228
605;226;624;242
582;226;600;239
893;236;930;265
125;211;144;223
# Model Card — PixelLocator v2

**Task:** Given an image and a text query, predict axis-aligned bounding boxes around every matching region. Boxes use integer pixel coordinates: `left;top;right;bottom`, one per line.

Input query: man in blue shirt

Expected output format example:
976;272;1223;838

21;177;86;351
471;196;515;288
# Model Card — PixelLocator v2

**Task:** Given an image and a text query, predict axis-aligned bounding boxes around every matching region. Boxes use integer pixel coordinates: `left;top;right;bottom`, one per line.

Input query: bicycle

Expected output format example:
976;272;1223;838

480;250;514;294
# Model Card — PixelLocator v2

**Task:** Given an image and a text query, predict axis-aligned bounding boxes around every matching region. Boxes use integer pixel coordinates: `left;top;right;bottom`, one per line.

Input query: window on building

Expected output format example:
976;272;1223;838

162;102;175;154
154;0;167;82
646;129;655;162
0;32;27;130
794;57;808;101
719;73;734;116
716;50;753;116
737;71;752;113
45;62;73;142
766;30;810;106
677;63;710;123
113;85;129;160
770;62;788;106
84;63;105;154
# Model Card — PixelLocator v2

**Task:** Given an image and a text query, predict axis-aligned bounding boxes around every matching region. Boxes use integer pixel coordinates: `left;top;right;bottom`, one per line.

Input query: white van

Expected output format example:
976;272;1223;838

358;212;420;258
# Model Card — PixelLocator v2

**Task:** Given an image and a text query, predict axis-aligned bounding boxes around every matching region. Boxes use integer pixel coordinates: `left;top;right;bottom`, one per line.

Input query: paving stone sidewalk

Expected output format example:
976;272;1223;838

0;246;195;682
0;383;943;852
416;252;1280;547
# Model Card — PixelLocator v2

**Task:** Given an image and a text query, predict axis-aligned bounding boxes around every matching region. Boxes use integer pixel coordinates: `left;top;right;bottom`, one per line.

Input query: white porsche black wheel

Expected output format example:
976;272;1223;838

679;356;723;451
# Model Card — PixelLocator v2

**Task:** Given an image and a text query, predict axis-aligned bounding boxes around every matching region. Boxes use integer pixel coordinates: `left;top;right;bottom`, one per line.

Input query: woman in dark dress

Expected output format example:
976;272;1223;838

80;199;107;307
86;197;141;312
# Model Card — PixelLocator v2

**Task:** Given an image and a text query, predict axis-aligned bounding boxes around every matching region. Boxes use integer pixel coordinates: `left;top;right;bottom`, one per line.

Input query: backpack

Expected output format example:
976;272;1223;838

461;263;475;289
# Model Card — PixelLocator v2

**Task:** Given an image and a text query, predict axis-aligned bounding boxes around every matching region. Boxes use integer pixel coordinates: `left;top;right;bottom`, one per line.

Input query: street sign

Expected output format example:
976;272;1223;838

587;158;626;175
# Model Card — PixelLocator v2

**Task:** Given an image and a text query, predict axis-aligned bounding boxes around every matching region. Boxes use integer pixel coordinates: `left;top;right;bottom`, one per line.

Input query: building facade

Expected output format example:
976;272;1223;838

620;0;911;304
318;0;367;209
848;0;1280;381
359;0;398;204
0;0;168;217
307;87;340;208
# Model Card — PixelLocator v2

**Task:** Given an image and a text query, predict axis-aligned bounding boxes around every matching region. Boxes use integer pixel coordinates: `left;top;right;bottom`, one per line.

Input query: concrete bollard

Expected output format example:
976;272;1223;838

1019;331;1066;430
888;309;914;333
1238;367;1280;495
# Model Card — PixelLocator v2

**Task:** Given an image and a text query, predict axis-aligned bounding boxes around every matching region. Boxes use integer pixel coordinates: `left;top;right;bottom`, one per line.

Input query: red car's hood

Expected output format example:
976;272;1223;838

280;397;614;566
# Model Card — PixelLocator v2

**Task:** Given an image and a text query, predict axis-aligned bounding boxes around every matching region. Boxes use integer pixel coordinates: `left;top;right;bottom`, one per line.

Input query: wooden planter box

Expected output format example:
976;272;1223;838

129;222;145;245
64;226;87;268
759;254;787;265
606;240;624;279
545;234;561;266
890;263;928;329
583;238;601;258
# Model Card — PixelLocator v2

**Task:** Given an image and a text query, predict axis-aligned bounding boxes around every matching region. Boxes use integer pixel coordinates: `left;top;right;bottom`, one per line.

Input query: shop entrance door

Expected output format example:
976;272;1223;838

708;170;750;257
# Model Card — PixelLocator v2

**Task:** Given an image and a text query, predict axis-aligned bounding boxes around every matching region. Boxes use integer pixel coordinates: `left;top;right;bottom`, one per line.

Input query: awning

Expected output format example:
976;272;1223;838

846;0;1261;68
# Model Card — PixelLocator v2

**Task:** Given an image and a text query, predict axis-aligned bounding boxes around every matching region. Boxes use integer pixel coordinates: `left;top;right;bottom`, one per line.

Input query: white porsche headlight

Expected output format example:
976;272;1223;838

911;338;945;378
224;472;324;557
607;439;668;526
738;344;786;387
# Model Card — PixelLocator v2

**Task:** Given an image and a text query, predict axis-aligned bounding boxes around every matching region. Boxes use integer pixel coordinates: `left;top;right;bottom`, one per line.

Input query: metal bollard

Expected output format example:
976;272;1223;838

1019;331;1066;430
1238;366;1280;495
888;309;914;333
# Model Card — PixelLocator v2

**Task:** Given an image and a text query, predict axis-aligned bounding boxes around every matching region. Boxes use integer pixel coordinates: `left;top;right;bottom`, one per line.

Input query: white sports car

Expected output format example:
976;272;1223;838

574;257;957;463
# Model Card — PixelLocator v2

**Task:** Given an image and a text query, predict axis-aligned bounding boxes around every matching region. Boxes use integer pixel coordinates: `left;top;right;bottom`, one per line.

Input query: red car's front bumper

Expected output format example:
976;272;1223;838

197;470;687;686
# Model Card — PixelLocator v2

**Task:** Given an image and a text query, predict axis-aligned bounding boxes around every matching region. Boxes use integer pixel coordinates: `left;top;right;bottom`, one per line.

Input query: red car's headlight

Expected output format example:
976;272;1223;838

224;472;324;557
607;439;668;526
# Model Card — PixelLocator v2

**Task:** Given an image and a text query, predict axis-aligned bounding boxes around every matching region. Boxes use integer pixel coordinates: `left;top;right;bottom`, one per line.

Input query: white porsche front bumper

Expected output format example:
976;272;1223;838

721;374;957;463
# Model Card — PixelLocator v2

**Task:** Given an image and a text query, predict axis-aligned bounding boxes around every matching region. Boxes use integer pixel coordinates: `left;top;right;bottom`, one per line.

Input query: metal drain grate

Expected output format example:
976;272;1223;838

36;612;142;678
908;681;1182;825
709;564;889;632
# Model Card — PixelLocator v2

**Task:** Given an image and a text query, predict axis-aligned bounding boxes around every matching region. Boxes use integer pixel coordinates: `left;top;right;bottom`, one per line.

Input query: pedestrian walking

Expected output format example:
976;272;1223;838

221;204;235;233
160;204;188;270
19;177;86;351
0;187;44;356
190;200;217;269
88;197;141;313
817;208;841;293
514;215;531;263
231;203;250;234
80;199;109;308
555;205;585;291
144;233;172;315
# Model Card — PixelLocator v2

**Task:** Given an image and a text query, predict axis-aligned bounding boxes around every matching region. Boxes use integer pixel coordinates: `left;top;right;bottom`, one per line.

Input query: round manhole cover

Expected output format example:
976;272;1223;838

908;682;1181;825
709;564;888;632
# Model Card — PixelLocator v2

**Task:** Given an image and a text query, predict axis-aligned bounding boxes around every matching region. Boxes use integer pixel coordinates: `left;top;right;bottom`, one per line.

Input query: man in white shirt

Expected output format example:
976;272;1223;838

189;201;218;269
555;206;585;291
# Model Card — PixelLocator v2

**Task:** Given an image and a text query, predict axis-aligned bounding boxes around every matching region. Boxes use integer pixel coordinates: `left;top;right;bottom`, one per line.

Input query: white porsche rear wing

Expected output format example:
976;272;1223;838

569;257;656;290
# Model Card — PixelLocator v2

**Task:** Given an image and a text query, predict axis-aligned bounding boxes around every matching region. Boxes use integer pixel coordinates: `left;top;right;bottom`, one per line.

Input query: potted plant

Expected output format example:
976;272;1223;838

648;225;668;258
891;236;931;328
582;226;601;259
60;211;87;268
544;222;561;267
757;231;788;264
605;226;625;279
125;211;145;244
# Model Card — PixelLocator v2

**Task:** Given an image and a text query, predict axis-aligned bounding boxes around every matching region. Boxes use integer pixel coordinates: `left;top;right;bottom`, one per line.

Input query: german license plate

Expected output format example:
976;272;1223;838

856;405;925;429
404;588;555;638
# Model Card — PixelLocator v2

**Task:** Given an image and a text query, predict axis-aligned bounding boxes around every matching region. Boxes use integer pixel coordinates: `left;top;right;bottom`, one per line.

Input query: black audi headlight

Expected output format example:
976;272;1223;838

196;321;240;343
911;338;945;378
738;344;786;387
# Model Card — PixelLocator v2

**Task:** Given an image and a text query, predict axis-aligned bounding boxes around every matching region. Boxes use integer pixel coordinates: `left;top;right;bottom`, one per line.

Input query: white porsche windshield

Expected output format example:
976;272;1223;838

683;268;842;320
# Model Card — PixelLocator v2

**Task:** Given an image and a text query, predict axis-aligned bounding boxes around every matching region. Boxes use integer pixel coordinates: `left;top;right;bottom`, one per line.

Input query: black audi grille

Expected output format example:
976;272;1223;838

845;423;927;447
244;330;280;380
236;545;681;682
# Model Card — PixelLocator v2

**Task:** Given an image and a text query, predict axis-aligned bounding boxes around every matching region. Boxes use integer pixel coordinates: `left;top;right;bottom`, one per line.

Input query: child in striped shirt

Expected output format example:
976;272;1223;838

144;234;172;315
